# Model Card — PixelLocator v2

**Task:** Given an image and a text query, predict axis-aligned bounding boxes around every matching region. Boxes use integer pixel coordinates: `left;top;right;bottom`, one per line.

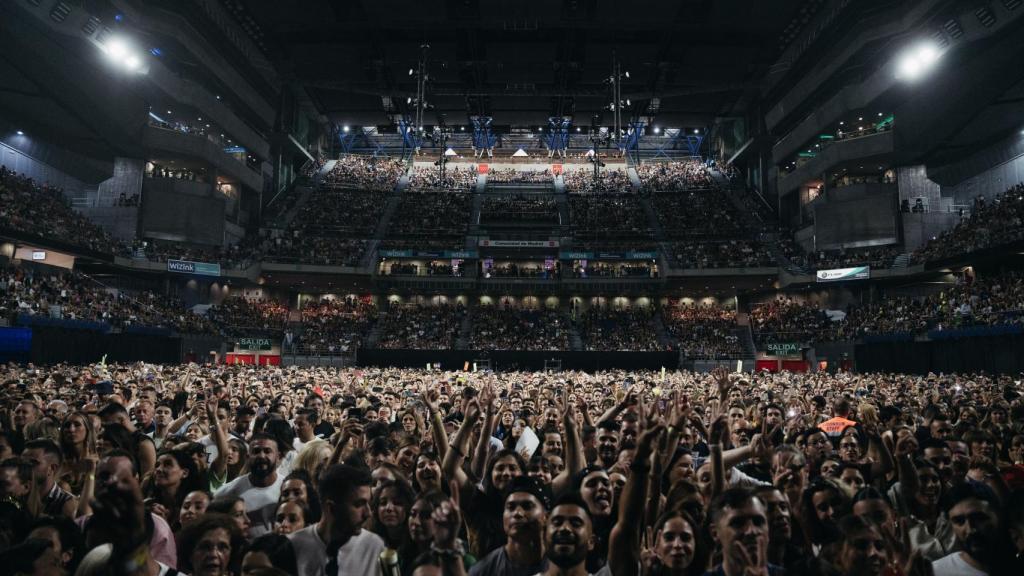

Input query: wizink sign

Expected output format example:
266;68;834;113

167;259;222;277
816;266;870;283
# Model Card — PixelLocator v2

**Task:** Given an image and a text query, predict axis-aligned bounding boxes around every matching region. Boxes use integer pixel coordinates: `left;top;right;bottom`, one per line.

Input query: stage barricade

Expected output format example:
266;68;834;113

357;349;679;372
28;326;182;364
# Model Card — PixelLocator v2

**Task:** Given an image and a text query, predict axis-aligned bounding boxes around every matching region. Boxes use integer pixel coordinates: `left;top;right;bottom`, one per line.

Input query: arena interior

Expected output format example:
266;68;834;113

1;1;1024;575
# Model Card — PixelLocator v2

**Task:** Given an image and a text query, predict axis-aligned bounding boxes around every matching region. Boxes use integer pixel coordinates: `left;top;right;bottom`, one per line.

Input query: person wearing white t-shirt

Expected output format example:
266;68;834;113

214;433;283;538
289;463;385;576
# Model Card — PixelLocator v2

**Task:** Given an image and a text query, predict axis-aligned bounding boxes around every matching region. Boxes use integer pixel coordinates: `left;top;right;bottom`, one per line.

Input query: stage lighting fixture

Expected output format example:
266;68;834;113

694;129;700;134
124;55;141;70
343;125;350;132
409;68;414;75
105;38;128;59
625;99;631;106
624;71;630;78
16;131;23;136
896;42;941;80
653;127;660;134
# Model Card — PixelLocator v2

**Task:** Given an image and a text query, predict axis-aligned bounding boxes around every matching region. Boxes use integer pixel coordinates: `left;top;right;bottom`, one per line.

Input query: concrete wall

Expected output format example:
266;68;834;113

0;141;90;198
943;152;1024;206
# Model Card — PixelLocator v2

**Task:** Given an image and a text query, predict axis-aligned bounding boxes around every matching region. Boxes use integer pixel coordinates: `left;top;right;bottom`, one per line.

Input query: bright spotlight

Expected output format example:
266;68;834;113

408;68;414;76
16;130;24;136
896;42;941;80
693;129;700;134
653;127;660;134
124;55;142;70
343;125;350;133
104;38;129;59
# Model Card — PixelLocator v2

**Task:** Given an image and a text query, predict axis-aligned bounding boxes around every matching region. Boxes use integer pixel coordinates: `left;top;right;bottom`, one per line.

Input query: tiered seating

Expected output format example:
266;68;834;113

578;307;665;351
486;168;552;184
469;305;570;350
569;196;651;238
407;166;477;192
662;301;743;358
652;190;744;238
637;159;713;190
388;192;472;237
0;262;215;334
563;169;633;194
479;195;559;224
749;298;832;345
297;297;377;354
0;166;124;254
666;240;775;269
376;302;465;349
323;156;405;192
207;298;289;337
913;183;1024;263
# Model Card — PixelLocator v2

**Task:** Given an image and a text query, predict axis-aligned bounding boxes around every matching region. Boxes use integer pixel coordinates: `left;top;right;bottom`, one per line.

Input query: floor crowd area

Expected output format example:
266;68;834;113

1;363;1022;575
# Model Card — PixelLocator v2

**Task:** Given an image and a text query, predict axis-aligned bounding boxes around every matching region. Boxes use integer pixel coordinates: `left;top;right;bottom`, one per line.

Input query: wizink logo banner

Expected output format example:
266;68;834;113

167;260;195;273
167;259;221;277
816;266;870;282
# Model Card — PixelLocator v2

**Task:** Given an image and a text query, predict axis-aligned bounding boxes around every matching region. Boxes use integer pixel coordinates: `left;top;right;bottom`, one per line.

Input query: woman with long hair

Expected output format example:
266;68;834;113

225;437;248;482
58;411;97;496
402;489;449;575
370;477;416;551
144;449;205;530
279;469;322;524
292;438;331;482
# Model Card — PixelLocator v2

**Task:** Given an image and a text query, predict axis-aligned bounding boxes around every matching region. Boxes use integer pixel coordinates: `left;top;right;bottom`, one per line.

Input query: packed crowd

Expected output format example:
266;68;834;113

749;297;833;346
795;246;903;272
578;307;666;351
375;302;466;350
563;170;634;195
667;240;776;269
663;302;744;359
483;262;559;280
295;298;377;356
469;305;571;351
571;262;657;279
912;183;1024;264
323;156;405;193
207;299;290;338
569;196;652;238
653;191;744;238
479;195;560;224
2;361;1024;576
407;168;477;192
123;240;257;271
833;271;1024;340
485;169;552;185
0;167;123;255
637;160;714;191
0;262;216;335
388;193;472;238
293;190;389;237
257;235;369;268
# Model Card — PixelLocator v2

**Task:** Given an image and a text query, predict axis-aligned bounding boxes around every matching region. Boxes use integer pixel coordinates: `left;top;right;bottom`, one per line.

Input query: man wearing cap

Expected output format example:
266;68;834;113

469;476;550;576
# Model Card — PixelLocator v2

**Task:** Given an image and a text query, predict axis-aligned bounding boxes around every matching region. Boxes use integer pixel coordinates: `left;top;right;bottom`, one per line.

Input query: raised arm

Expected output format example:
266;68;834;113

207;398;229;482
441;400;481;492
422;385;449;460
552;391;586;495
709;415;728;498
608;423;665;576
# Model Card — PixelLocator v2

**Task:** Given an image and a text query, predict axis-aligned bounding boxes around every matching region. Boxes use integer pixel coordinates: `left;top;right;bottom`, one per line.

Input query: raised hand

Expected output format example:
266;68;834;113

709;415;729;446
433;480;463;549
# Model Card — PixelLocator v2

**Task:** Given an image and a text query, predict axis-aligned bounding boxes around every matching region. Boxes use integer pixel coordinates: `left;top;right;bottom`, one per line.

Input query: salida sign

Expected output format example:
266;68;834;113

238;338;273;351
765;342;801;355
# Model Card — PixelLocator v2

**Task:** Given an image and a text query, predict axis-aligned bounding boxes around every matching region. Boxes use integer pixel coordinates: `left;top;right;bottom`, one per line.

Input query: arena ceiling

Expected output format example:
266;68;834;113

236;0;824;128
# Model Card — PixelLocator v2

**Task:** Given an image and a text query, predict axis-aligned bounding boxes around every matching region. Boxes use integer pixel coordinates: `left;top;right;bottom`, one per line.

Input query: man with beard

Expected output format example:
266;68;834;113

593;422;619;469
707;488;782;576
290;464;385;576
469;476;549;576
214;432;283;537
932;483;1012;576
533;493;612;576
